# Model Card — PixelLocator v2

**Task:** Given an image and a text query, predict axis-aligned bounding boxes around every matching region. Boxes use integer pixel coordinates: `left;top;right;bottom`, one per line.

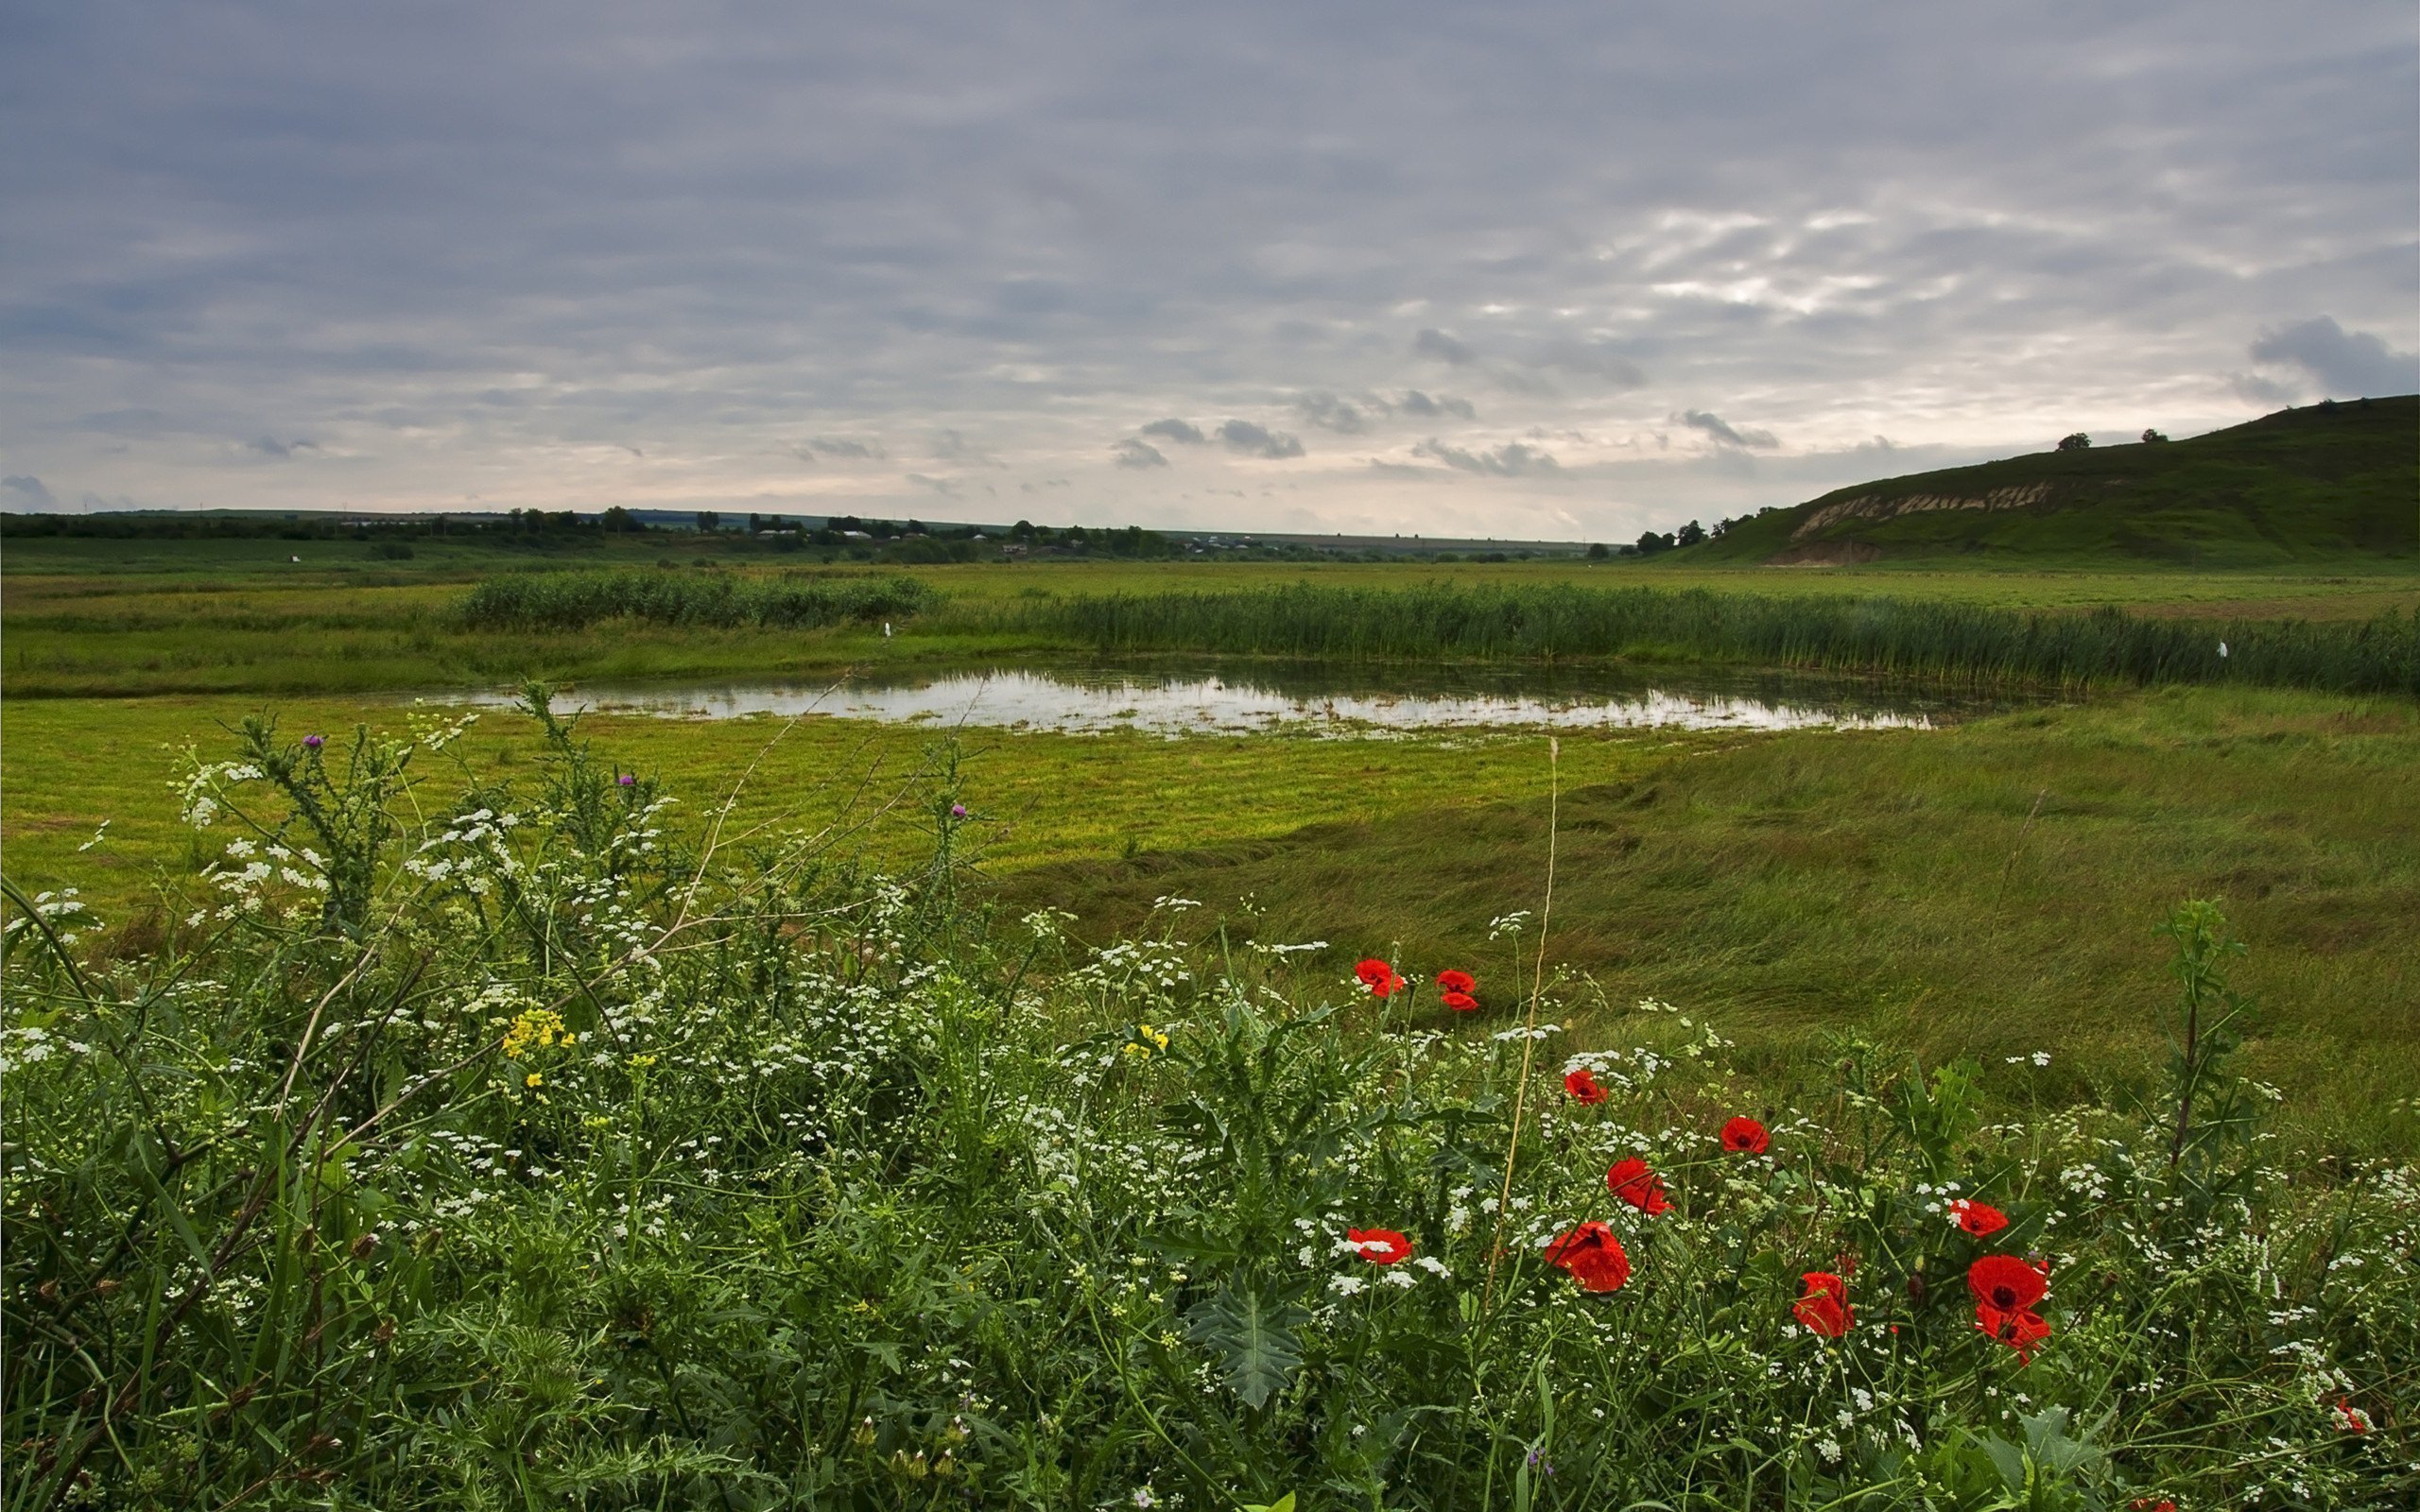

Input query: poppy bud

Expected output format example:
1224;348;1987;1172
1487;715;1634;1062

94;1279;121;1298
349;1232;379;1261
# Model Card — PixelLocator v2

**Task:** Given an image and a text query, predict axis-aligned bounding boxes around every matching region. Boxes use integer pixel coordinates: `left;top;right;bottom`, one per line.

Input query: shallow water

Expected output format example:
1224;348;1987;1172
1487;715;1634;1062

438;660;2027;737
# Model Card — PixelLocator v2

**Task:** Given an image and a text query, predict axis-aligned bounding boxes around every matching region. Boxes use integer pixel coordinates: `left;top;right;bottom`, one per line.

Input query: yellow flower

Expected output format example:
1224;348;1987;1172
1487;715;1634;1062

524;1073;544;1089
501;1007;567;1058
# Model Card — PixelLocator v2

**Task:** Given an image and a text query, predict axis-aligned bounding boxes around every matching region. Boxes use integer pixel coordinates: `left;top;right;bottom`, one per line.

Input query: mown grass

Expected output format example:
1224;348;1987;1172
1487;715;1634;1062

983;582;2419;694
9;685;2413;1158
4;705;2411;1507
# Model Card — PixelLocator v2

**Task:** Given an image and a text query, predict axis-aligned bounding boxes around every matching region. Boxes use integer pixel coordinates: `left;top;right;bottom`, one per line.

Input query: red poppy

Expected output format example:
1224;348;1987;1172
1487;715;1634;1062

1564;1068;1608;1104
1949;1198;2009;1237
1719;1115;1770;1154
1436;969;1476;994
1605;1158;1670;1215
2126;1501;2179;1512
1355;958;1405;998
1966;1254;2048;1314
1969;1254;2051;1363
1541;1222;1630;1293
2332;1397;2373;1435
1441;989;1478;1011
1346;1228;1411;1265
1793;1271;1853;1337
1974;1301;2051;1363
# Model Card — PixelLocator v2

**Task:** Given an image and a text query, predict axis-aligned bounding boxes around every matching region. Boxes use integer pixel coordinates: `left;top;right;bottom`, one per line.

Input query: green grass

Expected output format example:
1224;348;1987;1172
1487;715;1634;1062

5;706;2411;1506
990;686;2420;1159
1698;394;2418;567
9;685;2413;1158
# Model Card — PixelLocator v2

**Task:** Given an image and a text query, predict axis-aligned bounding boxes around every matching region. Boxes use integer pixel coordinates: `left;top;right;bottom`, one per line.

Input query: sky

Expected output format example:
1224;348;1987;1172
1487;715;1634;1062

3;2;2414;541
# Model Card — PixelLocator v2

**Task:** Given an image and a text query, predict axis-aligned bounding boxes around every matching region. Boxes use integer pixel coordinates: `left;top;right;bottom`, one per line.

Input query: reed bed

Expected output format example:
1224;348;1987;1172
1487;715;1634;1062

454;569;939;631
992;582;2418;694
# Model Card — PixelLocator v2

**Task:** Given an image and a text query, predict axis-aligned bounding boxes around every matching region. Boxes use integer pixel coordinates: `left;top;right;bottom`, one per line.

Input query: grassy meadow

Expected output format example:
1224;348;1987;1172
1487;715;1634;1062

5;535;2417;1504
4;532;2414;696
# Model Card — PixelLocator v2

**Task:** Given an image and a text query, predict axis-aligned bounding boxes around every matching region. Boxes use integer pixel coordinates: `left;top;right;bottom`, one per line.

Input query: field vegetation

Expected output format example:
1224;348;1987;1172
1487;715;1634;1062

983;583;2417;694
4;549;2413;698
5;507;2416;1505
4;704;2410;1507
452;571;938;632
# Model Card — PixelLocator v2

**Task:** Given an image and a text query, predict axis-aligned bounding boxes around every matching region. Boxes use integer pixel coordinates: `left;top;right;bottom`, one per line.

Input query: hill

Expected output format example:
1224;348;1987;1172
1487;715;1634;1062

1690;395;2417;567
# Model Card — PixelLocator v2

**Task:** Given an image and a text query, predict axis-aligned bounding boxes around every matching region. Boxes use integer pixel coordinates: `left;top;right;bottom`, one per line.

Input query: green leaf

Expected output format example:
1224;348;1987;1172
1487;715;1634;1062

1185;1284;1308;1410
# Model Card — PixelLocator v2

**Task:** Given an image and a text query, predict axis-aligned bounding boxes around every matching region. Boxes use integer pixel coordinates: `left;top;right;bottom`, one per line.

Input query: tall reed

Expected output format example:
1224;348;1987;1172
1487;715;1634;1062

454;569;939;631
989;583;2417;693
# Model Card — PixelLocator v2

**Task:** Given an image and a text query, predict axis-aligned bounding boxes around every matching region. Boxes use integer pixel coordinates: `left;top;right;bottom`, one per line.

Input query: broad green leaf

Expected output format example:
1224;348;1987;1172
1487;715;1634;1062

1185;1284;1308;1409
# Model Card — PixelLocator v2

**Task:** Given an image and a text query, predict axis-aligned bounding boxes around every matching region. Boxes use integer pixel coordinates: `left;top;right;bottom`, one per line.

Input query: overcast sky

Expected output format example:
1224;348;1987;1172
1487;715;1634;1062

4;2;2413;539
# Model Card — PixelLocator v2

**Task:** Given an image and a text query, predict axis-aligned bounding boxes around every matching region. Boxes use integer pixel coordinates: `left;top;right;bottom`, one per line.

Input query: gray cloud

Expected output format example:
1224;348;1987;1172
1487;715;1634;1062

4;474;57;507
931;428;999;464
2247;317;2420;398
1411;438;1562;476
801;437;885;460
1675;410;1777;449
1294;392;1371;434
1399;389;1477;421
904;472;959;497
1412;329;1478;367
0;6;2410;537
1111;437;1167;468
246;437;316;458
1218;420;1305;458
2230;372;2301;407
71;408;170;437
1531;340;1648;387
1140;418;1208;444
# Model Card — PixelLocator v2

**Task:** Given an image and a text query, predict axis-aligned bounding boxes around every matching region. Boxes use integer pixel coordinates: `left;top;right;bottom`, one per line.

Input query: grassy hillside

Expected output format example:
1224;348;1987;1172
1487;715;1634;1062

1695;395;2417;567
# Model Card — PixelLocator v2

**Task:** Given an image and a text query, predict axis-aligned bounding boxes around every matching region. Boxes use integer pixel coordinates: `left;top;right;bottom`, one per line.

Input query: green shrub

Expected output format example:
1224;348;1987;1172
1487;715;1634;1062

2;703;2410;1507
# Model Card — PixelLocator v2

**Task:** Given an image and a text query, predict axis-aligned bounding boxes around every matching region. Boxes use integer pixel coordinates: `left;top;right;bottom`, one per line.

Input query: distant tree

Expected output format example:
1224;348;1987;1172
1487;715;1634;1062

597;506;637;533
1676;520;1707;547
1634;530;1674;556
695;509;720;533
1585;541;1610;560
1011;519;1037;541
2056;433;2092;452
2140;429;2168;443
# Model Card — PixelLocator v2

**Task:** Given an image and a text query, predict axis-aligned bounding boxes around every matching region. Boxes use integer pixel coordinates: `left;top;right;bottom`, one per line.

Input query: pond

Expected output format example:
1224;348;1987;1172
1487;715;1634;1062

438;660;2029;737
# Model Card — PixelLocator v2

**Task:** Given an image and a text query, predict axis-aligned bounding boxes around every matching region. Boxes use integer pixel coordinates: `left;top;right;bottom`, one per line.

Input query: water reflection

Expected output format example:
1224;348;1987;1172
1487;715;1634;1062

441;661;2021;736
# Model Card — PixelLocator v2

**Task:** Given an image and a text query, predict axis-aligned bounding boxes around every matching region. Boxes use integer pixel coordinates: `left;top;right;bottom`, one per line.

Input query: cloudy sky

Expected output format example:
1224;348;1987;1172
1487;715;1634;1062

4;2;2413;540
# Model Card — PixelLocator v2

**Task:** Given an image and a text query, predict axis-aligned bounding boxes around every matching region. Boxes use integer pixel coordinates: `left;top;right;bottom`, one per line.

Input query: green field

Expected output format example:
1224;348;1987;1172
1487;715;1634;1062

8;524;2418;1505
6;539;2415;697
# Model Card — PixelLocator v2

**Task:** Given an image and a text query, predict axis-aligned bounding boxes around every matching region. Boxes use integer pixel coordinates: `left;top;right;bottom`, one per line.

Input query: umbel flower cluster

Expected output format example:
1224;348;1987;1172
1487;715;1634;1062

1;698;2411;1509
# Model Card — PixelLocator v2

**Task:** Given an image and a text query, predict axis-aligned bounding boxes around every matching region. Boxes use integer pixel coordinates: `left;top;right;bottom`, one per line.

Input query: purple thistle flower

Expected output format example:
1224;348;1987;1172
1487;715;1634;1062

950;803;968;818
617;773;636;786
303;733;324;749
